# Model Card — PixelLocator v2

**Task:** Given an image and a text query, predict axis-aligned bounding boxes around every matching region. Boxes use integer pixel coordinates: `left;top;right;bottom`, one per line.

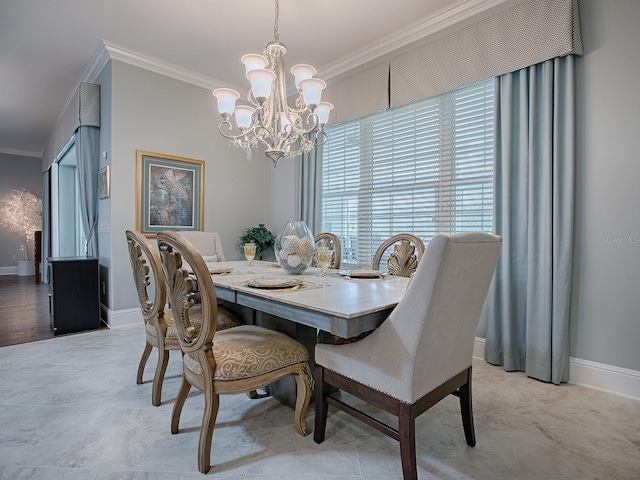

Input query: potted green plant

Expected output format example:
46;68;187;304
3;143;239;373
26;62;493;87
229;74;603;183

237;224;275;260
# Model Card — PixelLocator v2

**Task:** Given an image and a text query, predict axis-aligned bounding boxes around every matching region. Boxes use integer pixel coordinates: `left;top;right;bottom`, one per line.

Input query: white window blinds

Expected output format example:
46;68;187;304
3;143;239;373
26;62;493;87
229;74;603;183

321;78;495;267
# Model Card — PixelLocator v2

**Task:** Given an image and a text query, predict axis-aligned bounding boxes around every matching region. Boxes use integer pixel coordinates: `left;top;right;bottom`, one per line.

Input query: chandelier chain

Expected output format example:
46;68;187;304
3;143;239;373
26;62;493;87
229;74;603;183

274;0;279;40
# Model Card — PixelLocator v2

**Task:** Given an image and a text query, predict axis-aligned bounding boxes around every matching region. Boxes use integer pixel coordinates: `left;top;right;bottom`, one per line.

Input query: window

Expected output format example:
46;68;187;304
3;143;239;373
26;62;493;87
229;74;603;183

321;79;495;266
52;139;85;257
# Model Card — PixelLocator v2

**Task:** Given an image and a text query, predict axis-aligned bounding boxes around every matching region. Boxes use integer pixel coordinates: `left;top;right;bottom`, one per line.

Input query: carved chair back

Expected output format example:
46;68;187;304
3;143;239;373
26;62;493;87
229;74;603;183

372;233;425;277
126;229;178;406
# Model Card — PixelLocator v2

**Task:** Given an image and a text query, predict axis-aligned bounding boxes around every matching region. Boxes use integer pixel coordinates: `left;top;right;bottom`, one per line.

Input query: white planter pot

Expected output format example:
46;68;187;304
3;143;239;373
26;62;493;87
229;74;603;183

17;260;35;277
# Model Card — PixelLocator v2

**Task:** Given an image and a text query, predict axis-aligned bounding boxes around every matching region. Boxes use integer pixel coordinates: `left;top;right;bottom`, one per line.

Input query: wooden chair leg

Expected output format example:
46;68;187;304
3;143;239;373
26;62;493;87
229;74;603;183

152;348;170;406
459;367;476;447
399;403;418;480
293;364;313;436
313;365;329;444
136;343;153;384
171;377;191;434
198;389;220;474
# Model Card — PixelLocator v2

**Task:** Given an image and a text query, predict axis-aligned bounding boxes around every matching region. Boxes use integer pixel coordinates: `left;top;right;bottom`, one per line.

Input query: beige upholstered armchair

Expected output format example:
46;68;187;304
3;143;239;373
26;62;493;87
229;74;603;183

157;231;313;474
176;230;239;330
176;230;226;261
126;229;185;407
314;232;501;480
372;233;425;277
314;232;342;269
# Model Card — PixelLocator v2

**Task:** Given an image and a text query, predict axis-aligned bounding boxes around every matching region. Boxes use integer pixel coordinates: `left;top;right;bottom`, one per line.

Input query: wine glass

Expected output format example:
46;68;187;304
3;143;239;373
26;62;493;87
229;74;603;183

244;243;256;273
316;246;333;287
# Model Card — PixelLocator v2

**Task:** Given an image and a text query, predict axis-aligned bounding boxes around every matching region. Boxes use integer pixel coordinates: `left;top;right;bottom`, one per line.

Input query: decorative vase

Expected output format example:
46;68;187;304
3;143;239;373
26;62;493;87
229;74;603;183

274;220;315;275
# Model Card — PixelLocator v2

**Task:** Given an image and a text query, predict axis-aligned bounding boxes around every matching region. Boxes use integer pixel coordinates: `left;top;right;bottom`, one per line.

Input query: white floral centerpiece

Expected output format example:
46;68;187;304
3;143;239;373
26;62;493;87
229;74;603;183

275;221;315;275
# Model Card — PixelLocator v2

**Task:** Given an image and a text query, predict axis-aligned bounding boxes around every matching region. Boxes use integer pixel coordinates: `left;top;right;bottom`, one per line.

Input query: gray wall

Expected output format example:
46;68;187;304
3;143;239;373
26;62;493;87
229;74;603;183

97;62;112;273
0;153;43;267
570;0;640;371
106;60;271;312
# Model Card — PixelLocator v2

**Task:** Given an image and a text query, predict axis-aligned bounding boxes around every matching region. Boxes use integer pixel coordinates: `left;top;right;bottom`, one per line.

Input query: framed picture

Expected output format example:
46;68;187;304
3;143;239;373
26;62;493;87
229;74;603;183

136;150;205;237
98;165;110;199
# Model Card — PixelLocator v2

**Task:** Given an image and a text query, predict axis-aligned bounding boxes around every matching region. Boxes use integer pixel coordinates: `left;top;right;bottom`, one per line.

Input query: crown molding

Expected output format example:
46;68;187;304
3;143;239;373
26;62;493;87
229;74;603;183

81;42;112;84
97;41;238;91
0;147;42;158
77;0;512;94
318;0;512;80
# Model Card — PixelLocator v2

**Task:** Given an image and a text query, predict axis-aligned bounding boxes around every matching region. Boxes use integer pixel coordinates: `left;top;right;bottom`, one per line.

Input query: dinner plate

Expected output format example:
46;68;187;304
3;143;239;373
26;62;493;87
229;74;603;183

247;277;302;289
339;269;383;278
208;267;234;275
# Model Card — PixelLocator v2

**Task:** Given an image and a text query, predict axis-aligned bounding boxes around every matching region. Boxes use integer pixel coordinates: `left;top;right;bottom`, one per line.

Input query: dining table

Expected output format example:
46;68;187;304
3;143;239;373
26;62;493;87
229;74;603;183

202;259;410;407
207;260;410;338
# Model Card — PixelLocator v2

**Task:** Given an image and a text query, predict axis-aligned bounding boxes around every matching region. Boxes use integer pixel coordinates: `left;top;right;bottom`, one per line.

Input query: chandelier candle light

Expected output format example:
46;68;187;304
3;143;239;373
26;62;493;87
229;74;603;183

212;0;333;167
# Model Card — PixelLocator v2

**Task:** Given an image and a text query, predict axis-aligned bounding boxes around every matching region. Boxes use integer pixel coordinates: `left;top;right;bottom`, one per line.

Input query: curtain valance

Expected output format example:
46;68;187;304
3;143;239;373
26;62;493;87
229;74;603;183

326;0;582;123
322;61;389;127
43;82;100;168
391;0;582;108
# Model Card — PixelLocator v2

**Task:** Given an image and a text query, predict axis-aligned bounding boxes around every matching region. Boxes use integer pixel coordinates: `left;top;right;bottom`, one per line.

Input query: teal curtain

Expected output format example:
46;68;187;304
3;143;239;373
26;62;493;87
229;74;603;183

295;142;323;235
75;125;99;256
484;55;575;384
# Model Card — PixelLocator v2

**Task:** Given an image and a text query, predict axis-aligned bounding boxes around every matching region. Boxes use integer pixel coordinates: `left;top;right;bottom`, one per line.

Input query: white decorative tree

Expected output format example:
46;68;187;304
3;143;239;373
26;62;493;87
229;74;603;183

0;189;43;260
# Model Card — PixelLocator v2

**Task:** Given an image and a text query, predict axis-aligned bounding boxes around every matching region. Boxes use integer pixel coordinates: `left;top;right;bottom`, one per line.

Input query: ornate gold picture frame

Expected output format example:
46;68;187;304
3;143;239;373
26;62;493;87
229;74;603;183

135;150;205;237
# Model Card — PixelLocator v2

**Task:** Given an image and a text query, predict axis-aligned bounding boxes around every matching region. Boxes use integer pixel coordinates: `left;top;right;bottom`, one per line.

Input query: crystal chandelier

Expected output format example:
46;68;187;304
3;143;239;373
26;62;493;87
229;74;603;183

212;0;333;167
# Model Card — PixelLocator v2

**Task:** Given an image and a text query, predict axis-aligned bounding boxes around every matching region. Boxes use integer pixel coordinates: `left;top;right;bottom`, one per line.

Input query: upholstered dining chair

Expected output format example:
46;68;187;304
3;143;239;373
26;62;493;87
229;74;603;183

372;233;425;277
314;232;501;480
127;230;239;406
126;229;183;407
157;230;313;474
177;230;226;261
314;232;342;269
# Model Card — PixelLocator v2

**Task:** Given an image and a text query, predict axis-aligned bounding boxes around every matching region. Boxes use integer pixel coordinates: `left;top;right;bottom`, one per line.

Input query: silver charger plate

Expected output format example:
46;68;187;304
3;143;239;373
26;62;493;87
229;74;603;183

339;269;383;278
247;277;302;289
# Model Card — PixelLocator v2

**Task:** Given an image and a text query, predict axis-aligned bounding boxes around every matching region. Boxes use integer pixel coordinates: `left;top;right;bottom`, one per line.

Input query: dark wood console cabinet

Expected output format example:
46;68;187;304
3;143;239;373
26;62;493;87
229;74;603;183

47;256;100;335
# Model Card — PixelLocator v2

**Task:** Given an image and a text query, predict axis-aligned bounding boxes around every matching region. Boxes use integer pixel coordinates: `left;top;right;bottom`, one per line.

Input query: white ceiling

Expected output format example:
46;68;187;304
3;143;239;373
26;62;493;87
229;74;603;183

0;0;520;158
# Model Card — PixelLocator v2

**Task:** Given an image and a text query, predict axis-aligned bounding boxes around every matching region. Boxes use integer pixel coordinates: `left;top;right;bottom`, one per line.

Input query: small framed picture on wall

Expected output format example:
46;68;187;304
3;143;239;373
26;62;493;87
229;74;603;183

98;165;110;199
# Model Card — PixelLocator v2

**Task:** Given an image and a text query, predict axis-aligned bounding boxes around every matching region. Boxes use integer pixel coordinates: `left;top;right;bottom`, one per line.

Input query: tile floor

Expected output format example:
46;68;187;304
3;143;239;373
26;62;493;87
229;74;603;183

0;324;638;479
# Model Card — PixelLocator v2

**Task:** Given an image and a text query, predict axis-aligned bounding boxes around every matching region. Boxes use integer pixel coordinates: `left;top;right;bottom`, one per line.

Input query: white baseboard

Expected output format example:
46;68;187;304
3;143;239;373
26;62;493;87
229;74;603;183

473;337;640;402
569;357;640;401
473;336;487;361
0;266;18;275
105;307;142;328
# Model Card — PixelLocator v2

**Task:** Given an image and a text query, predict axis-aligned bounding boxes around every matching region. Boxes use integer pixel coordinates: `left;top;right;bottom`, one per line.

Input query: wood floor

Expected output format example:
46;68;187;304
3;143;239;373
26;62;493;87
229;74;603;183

0;275;54;347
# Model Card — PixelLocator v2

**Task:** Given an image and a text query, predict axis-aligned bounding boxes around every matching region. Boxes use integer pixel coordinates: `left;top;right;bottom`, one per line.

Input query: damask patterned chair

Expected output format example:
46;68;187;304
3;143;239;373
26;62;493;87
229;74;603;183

314;233;502;480
372;233;425;277
126;229;186;407
157;230;313;474
126;230;238;406
314;232;342;269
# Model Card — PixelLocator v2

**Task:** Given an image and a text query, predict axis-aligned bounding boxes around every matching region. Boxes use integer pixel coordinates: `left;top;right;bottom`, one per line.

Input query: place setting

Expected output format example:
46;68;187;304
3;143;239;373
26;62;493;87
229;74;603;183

337;269;388;280
185;261;238;276
239;276;321;294
206;265;237;276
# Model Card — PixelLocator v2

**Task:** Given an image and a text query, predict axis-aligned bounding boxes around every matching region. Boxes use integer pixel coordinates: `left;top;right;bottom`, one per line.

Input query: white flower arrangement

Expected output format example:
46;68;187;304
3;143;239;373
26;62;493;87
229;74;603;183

0;189;42;260
277;235;314;274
